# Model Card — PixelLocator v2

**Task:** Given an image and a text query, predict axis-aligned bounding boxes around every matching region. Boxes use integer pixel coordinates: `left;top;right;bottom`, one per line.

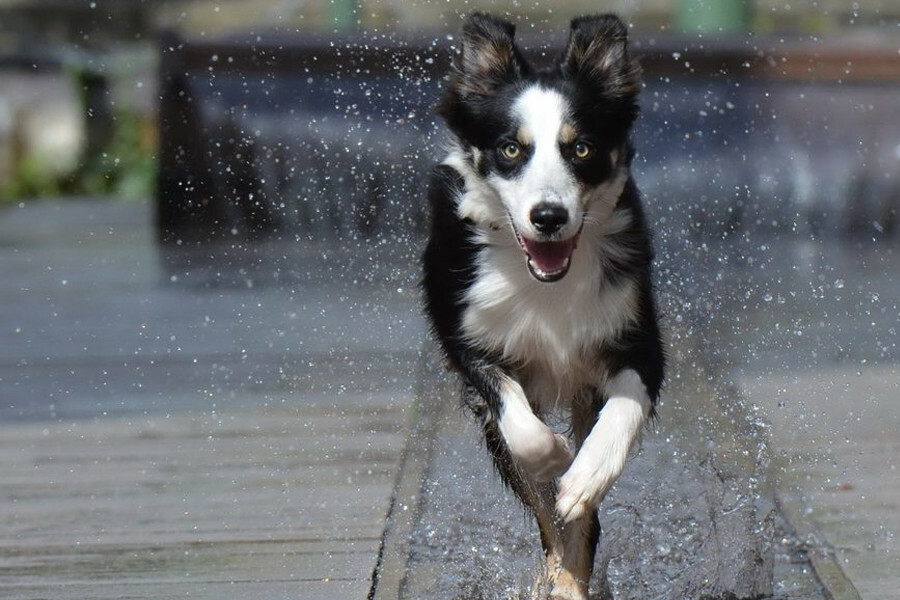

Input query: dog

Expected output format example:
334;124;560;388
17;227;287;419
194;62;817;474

421;13;665;599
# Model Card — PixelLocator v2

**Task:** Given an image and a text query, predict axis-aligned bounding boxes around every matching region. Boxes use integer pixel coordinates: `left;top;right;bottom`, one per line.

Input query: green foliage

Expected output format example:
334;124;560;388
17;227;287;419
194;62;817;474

1;106;156;204
1;152;62;201
74;108;157;200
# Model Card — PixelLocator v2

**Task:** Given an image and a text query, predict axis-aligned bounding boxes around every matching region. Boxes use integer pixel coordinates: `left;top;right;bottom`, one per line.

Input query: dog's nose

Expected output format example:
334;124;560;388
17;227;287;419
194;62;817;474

529;203;569;234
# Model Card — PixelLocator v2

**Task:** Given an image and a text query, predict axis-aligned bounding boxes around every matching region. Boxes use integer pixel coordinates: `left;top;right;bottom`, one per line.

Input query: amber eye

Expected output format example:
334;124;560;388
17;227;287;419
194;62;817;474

574;141;593;159
500;142;522;160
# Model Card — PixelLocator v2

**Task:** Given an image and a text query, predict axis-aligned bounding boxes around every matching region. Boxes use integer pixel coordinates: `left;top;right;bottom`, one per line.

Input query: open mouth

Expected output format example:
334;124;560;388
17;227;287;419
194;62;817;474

515;231;580;283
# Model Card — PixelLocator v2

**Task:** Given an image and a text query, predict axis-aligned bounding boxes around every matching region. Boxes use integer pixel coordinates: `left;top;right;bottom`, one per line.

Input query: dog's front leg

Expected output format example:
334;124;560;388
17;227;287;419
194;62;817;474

556;368;651;522
457;357;574;481
547;369;649;600
495;376;574;482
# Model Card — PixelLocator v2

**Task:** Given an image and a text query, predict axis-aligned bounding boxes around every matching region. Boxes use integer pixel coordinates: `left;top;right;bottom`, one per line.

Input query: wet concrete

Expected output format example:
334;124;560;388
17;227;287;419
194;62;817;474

720;239;900;598
0;198;856;599
0;198;424;599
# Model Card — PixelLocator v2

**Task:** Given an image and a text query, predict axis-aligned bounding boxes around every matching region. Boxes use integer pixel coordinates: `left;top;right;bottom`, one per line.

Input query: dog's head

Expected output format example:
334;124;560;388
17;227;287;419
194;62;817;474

438;13;641;282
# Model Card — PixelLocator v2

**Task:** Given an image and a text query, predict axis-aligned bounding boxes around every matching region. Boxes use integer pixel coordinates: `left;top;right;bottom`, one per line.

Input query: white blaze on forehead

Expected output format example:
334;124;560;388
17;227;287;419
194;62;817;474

498;86;579;239
509;87;574;197
512;86;570;148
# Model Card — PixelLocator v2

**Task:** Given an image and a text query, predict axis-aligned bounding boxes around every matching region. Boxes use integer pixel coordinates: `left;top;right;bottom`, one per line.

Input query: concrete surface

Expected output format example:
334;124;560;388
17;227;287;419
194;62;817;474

724;240;900;599
0;198;423;599
1;198;880;599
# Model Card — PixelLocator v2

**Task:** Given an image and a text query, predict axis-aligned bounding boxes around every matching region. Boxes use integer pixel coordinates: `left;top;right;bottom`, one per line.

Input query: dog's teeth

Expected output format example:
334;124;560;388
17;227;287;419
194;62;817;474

528;257;569;279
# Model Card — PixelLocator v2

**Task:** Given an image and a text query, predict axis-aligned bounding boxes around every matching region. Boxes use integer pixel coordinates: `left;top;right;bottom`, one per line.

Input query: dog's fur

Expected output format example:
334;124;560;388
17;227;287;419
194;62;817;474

422;13;664;599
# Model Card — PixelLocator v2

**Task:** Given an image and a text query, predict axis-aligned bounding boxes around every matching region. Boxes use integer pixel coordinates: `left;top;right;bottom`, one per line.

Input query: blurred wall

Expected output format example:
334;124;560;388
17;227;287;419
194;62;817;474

2;0;898;43
0;0;898;200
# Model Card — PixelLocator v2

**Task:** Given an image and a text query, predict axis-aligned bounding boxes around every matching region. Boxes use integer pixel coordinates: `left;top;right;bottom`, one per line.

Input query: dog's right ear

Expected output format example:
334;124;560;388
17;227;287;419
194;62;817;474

449;13;524;98
561;14;641;99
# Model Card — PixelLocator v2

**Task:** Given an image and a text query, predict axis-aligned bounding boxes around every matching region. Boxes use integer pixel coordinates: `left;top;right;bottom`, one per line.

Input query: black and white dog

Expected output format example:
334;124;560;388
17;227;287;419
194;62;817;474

422;13;665;600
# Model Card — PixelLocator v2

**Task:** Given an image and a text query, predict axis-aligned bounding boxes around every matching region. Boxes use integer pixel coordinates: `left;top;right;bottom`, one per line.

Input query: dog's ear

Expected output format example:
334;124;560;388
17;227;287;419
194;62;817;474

561;14;641;98
451;12;525;98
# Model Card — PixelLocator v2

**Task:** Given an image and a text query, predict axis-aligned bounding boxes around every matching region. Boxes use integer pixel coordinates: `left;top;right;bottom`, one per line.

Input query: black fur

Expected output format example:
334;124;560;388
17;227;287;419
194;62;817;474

422;13;664;598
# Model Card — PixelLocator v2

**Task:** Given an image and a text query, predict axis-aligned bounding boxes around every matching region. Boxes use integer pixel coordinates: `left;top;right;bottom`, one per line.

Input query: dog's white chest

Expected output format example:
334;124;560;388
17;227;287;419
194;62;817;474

461;235;639;382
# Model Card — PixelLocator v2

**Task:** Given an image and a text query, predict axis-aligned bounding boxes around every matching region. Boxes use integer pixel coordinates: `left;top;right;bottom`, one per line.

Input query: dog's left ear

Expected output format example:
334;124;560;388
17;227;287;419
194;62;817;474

451;12;526;98
561;14;641;98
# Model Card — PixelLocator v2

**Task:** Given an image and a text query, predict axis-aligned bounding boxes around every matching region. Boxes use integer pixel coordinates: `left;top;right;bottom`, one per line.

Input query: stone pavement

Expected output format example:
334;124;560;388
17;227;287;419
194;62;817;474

0;198;869;599
0;198;423;599
722;240;900;599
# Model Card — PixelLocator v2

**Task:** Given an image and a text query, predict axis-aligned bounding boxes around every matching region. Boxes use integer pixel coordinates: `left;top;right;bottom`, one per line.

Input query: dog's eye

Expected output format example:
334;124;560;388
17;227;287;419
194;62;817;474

574;141;593;160
500;142;522;160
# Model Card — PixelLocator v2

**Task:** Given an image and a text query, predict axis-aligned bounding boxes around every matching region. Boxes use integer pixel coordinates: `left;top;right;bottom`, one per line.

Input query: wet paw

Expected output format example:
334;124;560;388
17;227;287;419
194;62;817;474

549;577;589;600
496;381;574;482
528;433;574;481
556;457;619;523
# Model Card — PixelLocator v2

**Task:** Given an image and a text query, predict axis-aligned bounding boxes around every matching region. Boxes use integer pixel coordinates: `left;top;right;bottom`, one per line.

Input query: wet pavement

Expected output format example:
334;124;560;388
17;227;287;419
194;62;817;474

723;240;900;598
3;197;893;599
387;316;829;599
0;199;423;599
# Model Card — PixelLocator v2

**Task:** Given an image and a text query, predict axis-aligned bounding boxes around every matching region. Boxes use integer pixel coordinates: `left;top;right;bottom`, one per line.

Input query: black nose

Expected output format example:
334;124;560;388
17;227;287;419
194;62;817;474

529;203;569;234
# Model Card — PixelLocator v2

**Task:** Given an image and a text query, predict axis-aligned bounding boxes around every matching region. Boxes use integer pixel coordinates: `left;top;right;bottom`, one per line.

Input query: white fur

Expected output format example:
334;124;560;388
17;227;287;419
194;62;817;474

556;369;651;522
497;378;574;481
443;82;645;499
488;86;583;241
460;209;639;395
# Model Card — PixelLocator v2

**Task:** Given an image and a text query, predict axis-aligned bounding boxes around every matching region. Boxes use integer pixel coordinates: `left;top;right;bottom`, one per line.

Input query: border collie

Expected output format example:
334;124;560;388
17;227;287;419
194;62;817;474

422;13;665;599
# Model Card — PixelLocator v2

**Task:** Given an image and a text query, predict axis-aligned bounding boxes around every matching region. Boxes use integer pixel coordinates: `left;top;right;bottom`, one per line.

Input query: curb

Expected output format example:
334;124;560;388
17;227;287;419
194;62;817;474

776;493;862;600
368;346;447;600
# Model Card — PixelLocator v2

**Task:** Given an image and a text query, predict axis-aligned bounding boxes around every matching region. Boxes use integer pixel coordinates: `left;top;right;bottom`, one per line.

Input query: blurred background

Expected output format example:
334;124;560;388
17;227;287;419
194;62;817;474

0;1;898;599
1;0;898;216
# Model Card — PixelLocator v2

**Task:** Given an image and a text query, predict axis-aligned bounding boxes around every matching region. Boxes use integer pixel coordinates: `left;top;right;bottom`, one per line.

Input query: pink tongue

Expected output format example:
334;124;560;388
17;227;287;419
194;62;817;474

522;237;577;274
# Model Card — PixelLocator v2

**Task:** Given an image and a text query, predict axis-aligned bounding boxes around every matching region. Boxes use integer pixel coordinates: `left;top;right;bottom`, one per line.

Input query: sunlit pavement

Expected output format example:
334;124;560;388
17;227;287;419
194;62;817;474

2;198;894;598
0;199;423;599
725;241;900;599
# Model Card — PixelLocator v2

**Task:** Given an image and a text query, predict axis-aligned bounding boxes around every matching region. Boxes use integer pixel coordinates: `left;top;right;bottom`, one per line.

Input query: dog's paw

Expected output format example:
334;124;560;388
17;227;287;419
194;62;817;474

556;386;649;522
556;455;620;523
497;389;574;482
549;572;589;600
529;433;574;482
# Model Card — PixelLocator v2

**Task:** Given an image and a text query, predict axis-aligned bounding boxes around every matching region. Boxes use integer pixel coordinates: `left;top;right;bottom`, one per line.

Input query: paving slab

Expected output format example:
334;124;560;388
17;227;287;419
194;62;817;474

1;198;867;599
0;199;423;599
723;240;900;599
